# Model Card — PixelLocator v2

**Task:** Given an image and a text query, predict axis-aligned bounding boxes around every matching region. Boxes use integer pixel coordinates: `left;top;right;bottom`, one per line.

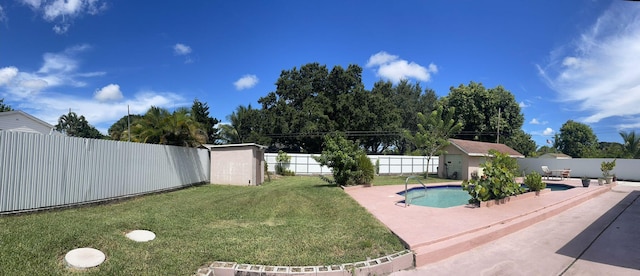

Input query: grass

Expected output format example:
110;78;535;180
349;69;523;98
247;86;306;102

0;176;405;275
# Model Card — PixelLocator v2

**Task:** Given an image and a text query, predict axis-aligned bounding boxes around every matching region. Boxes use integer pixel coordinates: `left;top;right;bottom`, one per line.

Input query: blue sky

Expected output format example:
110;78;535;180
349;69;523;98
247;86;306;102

1;0;639;147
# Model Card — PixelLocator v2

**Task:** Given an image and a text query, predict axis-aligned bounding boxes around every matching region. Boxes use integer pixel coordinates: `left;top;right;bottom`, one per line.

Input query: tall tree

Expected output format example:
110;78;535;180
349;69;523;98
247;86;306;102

505;129;537;157
108;114;142;141
406;105;463;177
619;130;640;158
224;105;270;145
55;111;104;139
130;106;206;147
443;82;524;143
0;98;13;112
556;120;598;158
191;99;220;144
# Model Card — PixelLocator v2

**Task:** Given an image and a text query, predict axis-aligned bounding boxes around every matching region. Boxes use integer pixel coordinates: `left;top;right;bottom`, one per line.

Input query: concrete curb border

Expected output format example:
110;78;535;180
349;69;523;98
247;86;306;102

195;250;414;276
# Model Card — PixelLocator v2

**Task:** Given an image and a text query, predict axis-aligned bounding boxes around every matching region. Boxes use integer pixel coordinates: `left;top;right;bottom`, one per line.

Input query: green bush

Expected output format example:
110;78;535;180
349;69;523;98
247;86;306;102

462;150;524;204
275;150;295;176
354;153;375;185
524;171;546;191
313;133;373;186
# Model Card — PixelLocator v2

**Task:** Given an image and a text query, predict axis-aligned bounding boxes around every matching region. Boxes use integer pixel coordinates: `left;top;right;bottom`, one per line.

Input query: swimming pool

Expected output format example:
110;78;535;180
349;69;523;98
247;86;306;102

399;183;575;208
397;186;471;208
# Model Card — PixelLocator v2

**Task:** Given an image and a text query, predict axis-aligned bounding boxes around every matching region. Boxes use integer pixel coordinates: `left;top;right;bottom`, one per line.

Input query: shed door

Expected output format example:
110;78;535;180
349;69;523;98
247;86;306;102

445;154;462;180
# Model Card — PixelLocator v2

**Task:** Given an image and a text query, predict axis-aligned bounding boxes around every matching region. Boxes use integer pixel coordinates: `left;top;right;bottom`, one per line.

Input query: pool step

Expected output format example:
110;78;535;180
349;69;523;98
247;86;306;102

411;185;612;267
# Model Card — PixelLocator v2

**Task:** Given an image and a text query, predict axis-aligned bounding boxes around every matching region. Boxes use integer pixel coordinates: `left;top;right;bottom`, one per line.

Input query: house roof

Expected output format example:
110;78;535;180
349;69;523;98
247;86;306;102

538;153;572;159
0;110;62;135
447;138;524;158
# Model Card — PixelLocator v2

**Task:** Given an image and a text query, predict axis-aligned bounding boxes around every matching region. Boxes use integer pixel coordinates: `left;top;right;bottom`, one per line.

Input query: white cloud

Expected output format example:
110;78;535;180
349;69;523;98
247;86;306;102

537;2;640;128
0;5;6;22
542;128;554;136
519;101;529;108
234;74;259;90
173;43;192;55
94;83;123;102
529;118;549;125
366;51;437;83
19;0;108;34
3;45;103;97
0;67;18;85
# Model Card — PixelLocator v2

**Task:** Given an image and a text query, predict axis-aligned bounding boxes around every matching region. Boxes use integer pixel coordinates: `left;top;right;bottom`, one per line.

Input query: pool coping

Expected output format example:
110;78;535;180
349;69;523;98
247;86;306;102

343;179;614;268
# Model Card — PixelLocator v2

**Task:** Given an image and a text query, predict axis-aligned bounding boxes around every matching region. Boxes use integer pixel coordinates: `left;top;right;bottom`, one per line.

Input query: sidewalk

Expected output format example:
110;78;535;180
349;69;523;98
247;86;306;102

388;183;640;275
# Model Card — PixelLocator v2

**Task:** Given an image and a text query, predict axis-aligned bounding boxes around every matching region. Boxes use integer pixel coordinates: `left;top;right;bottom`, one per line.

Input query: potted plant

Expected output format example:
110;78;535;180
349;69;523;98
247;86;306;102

581;176;590;187
598;178;604;185
601;159;616;184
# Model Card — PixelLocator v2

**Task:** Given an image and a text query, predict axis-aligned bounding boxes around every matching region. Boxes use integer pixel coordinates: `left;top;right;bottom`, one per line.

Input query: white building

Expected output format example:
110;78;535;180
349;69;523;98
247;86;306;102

0;111;62;135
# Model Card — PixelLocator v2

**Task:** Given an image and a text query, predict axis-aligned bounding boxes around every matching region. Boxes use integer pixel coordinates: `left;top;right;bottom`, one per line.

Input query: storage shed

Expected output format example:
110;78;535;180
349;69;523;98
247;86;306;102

203;143;266;186
438;139;524;180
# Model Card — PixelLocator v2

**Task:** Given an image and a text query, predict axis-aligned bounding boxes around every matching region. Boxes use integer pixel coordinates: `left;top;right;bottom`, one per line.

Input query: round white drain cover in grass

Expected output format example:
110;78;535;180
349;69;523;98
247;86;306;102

126;230;156;242
64;247;105;269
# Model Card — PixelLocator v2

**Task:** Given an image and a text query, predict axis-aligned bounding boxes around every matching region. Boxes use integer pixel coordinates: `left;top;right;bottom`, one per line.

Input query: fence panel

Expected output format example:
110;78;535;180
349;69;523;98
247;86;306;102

0;131;209;213
265;153;438;175
518;158;640;181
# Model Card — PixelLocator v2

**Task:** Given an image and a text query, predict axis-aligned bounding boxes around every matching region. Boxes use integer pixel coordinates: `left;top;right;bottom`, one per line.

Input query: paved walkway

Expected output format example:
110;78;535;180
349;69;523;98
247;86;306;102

389;182;640;275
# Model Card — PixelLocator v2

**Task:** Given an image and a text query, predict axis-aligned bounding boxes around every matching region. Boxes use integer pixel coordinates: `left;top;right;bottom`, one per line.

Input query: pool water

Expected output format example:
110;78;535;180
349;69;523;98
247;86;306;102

398;186;471;208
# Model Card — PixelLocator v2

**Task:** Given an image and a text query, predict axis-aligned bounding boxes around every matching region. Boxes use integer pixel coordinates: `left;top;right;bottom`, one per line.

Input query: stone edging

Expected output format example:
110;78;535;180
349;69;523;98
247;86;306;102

195;250;414;276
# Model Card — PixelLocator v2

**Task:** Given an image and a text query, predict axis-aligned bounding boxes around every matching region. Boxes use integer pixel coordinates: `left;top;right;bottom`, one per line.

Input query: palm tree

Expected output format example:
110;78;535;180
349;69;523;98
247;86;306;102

620;130;640;158
218;124;240;144
131;106;171;144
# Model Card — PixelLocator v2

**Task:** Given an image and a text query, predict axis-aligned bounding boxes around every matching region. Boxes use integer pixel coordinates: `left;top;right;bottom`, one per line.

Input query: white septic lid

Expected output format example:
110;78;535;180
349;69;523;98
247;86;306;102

64;247;106;269
125;229;156;242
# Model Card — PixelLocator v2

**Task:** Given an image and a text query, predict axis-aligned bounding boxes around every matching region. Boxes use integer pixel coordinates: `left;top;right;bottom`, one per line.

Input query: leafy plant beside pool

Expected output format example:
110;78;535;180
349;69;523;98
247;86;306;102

523;171;546;191
462;150;525;204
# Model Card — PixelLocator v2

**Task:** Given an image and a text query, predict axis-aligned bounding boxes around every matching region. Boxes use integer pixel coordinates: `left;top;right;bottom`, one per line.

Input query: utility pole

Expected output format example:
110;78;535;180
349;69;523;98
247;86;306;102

496;108;501;144
127;105;131;142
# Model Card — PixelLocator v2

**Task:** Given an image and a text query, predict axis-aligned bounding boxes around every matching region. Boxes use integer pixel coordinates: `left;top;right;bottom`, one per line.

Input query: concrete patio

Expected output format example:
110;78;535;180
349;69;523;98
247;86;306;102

345;178;640;275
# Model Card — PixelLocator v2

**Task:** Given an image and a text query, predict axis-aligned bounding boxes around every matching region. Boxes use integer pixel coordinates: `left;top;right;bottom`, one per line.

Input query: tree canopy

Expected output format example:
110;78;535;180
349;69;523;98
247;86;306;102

556;120;598;158
55;111;104;139
442;82;525;144
0;98;13;112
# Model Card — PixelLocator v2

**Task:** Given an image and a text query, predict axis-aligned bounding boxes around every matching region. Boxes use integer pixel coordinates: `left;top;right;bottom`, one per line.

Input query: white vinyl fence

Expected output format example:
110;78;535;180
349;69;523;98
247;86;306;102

518;158;640;181
265;153;439;175
0;131;210;214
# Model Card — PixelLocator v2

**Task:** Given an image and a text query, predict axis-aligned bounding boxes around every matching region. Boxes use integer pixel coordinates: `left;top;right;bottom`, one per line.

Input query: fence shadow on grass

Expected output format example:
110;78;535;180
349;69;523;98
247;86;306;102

556;190;640;270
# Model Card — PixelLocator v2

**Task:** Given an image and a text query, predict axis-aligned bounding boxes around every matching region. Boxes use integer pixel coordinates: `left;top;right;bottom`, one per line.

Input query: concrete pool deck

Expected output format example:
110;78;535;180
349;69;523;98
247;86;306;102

345;178;640;274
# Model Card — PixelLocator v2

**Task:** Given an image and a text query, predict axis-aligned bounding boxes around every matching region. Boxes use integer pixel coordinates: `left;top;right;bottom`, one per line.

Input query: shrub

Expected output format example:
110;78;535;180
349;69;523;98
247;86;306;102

462;150;524;204
524;171;545;191
275;150;295;176
354;153;375;185
313;133;373;186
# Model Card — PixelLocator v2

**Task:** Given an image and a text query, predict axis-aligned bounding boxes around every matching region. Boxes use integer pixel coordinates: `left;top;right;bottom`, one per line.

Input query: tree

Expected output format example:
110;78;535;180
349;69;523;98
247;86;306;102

443;82;524;143
405;105;462;178
556;120;598;158
619;130;640;158
108;114;142;141
55;111;104;139
312;132;372;186
191;99;220;144
505;129;537;157
0;98;13;112
129;106;206;147
223;105;270;145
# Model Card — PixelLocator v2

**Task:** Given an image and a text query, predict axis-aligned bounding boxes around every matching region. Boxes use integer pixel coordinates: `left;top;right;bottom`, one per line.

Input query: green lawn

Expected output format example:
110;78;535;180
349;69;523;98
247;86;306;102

0;176;405;275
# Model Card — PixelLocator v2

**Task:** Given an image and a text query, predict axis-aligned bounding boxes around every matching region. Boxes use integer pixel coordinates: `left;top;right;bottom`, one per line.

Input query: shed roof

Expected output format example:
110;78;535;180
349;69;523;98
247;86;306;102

447;138;524;158
201;143;267;150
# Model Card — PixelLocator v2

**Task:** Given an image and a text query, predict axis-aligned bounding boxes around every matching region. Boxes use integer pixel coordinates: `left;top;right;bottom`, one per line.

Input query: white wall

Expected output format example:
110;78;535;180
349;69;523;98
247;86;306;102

265;153;439;175
517;158;640;181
